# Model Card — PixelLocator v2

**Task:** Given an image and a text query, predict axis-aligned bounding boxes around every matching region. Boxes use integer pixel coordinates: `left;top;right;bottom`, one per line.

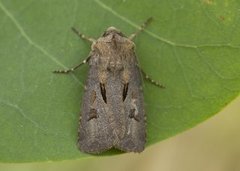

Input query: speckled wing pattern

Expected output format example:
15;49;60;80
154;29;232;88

78;51;145;154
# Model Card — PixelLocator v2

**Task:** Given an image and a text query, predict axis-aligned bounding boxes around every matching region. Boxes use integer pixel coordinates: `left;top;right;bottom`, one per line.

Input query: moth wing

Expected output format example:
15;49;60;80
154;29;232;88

78;60;113;154
115;62;146;152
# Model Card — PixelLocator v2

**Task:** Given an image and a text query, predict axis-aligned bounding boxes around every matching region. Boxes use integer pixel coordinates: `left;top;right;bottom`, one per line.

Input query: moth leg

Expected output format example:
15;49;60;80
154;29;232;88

71;27;96;43
53;56;90;74
141;69;165;88
129;17;153;40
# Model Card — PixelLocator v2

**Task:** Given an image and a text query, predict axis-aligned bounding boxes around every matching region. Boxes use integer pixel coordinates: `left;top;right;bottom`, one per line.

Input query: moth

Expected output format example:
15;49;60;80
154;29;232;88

54;18;164;154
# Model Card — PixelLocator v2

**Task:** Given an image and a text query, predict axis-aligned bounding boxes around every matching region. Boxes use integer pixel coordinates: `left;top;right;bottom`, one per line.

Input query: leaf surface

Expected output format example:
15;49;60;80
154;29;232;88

0;0;239;162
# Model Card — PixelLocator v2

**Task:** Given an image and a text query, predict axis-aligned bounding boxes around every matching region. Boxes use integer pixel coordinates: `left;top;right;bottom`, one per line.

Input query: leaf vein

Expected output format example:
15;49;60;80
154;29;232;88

0;99;48;132
172;47;196;98
94;0;240;49
196;49;238;80
0;1;83;86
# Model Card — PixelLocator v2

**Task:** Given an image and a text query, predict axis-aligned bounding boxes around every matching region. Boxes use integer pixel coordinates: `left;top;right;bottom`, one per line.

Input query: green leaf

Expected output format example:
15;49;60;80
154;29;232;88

0;0;239;162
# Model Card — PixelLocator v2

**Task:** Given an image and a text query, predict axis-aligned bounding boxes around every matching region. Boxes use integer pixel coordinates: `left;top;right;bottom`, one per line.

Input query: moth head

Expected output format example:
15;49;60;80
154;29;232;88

102;27;125;38
95;27;134;51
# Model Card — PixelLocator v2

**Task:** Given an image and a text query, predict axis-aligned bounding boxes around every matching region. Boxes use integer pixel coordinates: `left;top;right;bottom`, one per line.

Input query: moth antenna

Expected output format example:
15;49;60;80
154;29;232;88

71;27;96;43
129;17;153;40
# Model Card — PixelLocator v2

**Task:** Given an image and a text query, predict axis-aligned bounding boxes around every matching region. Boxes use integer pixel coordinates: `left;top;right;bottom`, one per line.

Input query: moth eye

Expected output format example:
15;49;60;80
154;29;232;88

122;83;129;101
100;83;107;103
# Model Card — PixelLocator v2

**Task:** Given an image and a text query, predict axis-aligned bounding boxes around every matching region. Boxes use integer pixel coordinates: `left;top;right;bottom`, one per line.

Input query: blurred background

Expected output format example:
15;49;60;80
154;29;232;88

0;96;239;171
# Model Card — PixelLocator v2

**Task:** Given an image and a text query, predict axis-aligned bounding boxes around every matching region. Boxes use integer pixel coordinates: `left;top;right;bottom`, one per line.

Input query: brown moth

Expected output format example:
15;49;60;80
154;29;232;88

53;18;164;154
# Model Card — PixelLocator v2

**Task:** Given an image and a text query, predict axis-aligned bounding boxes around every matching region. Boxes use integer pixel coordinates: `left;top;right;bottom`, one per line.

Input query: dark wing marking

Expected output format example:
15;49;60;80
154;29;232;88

122;83;128;101
100;83;107;103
